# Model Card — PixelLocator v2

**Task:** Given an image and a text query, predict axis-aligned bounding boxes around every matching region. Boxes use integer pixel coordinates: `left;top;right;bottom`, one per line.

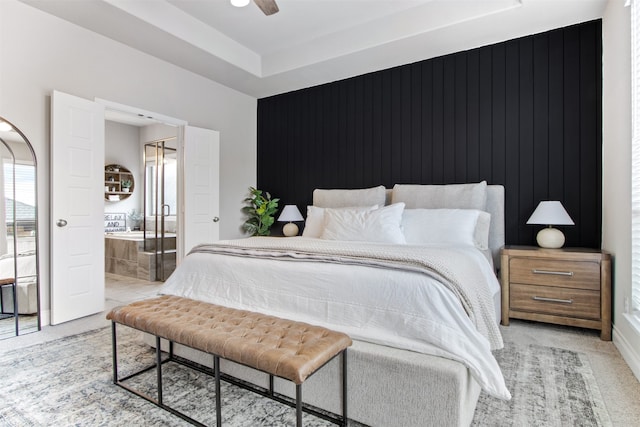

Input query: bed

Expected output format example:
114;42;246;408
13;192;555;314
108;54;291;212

156;182;510;426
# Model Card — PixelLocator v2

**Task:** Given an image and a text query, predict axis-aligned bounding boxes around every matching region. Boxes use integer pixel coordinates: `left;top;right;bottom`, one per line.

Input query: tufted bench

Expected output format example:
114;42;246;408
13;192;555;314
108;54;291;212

107;295;352;426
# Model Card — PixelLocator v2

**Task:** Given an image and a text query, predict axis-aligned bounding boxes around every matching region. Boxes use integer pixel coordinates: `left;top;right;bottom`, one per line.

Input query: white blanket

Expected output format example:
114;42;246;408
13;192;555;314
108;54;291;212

160;237;511;400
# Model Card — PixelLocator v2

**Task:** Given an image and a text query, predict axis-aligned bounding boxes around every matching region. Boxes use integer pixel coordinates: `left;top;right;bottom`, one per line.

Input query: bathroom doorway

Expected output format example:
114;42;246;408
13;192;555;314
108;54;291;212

52;93;219;326
143;139;177;281
103;105;182;283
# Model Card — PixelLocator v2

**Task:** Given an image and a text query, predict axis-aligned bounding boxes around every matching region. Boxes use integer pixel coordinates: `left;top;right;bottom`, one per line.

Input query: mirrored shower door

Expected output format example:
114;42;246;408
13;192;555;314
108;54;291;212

143;140;177;281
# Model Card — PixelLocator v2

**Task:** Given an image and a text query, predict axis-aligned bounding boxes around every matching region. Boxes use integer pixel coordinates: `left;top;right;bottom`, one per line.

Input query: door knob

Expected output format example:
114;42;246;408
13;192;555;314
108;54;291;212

213;217;220;223
56;219;68;227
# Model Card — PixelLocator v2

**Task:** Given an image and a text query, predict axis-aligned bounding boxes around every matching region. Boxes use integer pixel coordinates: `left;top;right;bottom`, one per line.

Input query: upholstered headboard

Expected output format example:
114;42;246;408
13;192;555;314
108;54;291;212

486;185;505;269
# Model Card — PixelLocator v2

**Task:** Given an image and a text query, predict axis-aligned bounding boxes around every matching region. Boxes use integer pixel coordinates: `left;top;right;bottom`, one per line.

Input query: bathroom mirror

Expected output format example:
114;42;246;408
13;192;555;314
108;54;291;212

0;116;40;339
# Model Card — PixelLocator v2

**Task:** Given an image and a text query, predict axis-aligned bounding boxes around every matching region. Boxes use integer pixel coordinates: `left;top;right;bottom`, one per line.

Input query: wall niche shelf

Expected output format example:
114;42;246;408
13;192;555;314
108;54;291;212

105;164;134;202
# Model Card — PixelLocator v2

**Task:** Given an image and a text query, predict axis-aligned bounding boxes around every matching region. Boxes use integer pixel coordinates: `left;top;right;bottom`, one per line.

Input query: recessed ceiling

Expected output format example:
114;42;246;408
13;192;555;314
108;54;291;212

21;0;607;98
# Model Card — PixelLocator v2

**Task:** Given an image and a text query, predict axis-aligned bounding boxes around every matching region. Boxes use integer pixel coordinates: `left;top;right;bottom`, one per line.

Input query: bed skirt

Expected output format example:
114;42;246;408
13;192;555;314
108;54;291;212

144;334;481;427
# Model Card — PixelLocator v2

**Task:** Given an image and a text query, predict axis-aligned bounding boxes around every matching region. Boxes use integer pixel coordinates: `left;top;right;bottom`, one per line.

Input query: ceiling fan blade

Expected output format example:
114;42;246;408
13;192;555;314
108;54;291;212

254;0;279;15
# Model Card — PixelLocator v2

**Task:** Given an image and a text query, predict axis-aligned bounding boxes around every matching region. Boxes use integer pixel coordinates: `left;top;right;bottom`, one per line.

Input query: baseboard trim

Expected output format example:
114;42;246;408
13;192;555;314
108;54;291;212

613;315;640;382
40;309;50;327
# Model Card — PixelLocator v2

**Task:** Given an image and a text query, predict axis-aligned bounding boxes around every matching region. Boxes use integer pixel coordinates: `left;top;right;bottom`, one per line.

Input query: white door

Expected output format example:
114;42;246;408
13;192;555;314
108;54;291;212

51;91;105;325
181;126;220;258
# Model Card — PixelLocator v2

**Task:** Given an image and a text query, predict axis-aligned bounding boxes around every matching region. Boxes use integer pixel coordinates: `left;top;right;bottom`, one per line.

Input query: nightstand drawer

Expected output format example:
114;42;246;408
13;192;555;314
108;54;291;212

509;258;600;290
510;283;600;320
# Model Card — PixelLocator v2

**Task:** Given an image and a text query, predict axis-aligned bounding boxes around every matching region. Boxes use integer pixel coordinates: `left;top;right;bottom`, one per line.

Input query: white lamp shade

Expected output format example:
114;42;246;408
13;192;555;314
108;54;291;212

526;201;574;226
278;205;304;222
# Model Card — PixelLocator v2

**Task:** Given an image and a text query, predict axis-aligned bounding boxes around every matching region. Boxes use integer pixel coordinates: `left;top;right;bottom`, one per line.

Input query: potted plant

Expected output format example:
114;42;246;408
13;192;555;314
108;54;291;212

121;179;132;192
127;209;143;230
242;186;279;236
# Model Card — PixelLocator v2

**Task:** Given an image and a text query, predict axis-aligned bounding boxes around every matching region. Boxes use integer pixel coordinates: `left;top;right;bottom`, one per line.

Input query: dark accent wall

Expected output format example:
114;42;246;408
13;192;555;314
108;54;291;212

257;20;602;248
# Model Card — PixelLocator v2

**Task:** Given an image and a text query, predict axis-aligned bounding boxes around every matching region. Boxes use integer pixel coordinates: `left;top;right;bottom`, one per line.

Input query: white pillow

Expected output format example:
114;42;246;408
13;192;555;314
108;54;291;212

392;181;487;210
302;205;378;238
321;203;406;244
401;208;491;250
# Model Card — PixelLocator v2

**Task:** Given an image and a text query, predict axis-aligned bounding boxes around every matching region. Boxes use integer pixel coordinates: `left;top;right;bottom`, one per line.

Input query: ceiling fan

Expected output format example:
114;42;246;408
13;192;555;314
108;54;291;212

231;0;279;16
254;0;279;15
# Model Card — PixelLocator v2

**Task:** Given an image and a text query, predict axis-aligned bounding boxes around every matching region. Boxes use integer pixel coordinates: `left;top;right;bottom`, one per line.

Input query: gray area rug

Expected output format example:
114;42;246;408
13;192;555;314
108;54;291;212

0;327;612;426
472;342;612;427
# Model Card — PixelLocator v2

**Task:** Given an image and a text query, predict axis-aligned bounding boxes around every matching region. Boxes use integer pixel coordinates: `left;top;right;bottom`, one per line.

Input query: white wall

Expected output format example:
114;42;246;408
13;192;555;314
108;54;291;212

0;0;257;323
104;121;142;219
139;123;178;145
602;1;640;380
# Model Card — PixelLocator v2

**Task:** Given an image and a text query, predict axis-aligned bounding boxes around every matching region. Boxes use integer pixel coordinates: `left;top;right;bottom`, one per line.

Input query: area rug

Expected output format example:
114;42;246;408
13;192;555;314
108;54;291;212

472;342;612;427
0;327;612;426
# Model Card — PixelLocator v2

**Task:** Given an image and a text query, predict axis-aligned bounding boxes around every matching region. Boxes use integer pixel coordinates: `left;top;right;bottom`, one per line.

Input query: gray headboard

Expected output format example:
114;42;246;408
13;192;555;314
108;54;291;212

486;185;505;269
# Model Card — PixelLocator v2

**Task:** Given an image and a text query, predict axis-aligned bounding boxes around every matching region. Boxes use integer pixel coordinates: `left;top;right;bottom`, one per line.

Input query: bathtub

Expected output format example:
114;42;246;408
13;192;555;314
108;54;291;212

105;230;146;240
105;231;176;281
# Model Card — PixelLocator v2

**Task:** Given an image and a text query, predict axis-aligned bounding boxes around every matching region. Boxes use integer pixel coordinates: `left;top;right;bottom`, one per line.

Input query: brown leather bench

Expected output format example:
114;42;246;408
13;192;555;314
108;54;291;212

107;295;352;426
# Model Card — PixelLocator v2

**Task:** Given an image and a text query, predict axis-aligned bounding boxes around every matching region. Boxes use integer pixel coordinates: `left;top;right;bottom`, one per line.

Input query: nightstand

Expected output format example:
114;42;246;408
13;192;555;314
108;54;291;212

500;245;612;340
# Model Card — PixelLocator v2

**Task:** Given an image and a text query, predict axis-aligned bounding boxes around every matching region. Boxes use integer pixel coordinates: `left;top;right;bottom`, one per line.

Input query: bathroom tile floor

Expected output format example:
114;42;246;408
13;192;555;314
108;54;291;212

104;272;162;304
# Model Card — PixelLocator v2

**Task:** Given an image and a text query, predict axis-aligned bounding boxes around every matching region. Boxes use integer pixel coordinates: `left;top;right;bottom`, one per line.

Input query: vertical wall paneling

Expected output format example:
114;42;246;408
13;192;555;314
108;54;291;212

466;50;480;182
563;26;582;246
257;20;603;247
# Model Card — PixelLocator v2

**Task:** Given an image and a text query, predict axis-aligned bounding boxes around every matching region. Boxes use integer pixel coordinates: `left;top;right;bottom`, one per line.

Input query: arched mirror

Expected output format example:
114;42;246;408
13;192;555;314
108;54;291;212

0;116;39;339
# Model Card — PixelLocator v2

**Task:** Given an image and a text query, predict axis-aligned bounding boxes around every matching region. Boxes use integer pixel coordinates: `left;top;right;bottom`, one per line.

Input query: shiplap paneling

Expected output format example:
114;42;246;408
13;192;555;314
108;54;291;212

257;20;602;247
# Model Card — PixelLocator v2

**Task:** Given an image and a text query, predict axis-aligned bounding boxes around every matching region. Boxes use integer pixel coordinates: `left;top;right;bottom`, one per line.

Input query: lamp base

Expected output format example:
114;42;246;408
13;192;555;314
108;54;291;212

536;226;565;249
282;222;299;237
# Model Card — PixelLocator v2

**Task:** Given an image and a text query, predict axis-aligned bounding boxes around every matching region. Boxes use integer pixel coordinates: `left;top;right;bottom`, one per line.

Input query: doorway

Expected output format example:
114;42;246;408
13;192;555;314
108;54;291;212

103;110;180;283
51;91;220;325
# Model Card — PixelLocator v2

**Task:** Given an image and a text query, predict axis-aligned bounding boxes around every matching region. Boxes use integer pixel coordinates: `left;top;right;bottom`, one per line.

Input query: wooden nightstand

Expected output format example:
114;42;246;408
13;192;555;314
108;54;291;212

500;245;612;340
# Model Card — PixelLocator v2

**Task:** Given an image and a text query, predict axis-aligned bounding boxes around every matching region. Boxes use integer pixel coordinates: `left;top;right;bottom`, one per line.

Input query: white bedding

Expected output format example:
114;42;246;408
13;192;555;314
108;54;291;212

160;237;511;400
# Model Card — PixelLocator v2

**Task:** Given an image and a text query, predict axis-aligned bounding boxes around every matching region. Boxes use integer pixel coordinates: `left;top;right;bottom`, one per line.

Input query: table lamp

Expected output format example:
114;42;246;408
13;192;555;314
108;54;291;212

278;205;304;237
526;201;575;248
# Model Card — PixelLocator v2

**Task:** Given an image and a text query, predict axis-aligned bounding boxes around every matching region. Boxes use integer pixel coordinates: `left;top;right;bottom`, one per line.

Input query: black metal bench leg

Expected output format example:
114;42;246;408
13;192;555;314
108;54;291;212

343;350;348;427
111;322;118;384
156;336;163;405
269;374;274;396
214;355;222;427
296;384;302;427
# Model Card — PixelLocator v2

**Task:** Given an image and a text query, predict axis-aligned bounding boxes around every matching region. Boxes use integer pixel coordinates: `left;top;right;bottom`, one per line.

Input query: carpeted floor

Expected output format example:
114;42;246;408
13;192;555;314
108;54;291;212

0;325;615;426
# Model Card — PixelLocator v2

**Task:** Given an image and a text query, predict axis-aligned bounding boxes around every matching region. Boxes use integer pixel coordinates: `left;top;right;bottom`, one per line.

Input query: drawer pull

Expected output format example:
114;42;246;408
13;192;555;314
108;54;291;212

532;269;574;277
532;296;574;304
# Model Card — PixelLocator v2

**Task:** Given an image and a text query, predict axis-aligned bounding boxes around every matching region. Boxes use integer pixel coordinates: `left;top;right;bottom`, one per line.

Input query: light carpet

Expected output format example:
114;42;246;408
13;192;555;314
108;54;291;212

0;326;612;426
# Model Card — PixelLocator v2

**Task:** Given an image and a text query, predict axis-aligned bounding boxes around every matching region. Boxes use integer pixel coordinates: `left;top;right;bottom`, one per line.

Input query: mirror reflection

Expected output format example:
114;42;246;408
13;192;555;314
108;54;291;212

144;140;177;281
0;116;39;339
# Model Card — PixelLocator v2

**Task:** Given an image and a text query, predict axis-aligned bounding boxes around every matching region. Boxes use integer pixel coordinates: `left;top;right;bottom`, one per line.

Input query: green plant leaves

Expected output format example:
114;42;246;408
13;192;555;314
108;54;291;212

242;186;279;236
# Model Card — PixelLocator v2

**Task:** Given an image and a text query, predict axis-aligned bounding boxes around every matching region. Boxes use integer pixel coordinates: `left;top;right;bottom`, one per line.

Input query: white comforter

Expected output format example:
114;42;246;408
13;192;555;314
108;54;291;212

160;237;511;400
